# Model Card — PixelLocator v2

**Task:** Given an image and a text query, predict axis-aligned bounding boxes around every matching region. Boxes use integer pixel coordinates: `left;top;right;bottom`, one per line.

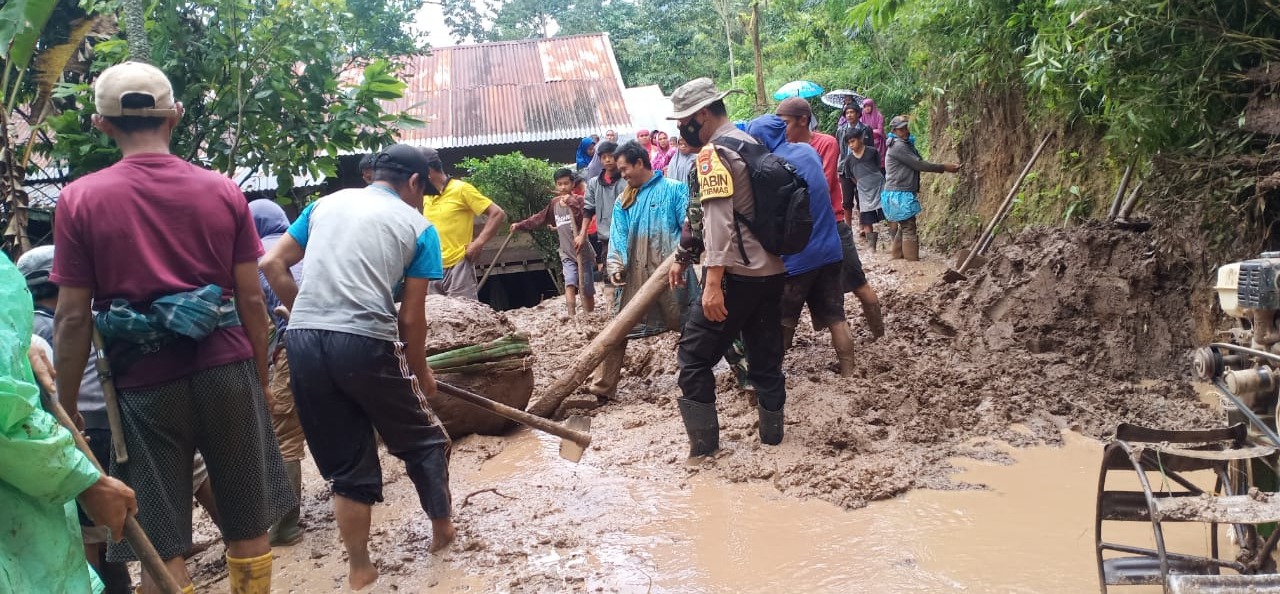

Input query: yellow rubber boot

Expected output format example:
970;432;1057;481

227;552;272;594
135;584;195;594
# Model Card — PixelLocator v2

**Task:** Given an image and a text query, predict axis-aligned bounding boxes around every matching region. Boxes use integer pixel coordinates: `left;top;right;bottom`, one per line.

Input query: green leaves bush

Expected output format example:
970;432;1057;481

459;152;562;278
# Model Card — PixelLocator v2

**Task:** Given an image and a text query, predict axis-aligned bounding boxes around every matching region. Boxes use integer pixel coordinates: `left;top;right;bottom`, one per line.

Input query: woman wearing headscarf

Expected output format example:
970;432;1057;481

861;98;887;163
248;199;308;547
651;131;674;172
575;137;597;172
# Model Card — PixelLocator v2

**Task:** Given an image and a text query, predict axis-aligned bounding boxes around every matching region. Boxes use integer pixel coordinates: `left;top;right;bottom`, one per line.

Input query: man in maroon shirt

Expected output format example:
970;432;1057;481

776;97;885;339
51;62;292;594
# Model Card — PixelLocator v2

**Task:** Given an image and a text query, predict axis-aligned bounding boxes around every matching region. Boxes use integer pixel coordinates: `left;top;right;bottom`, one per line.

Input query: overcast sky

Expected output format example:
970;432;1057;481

414;2;458;48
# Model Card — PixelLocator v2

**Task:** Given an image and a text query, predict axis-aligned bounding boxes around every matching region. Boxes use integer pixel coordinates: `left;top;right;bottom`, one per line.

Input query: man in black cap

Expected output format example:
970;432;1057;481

668;77;788;459
359;153;375;184
261;143;455;590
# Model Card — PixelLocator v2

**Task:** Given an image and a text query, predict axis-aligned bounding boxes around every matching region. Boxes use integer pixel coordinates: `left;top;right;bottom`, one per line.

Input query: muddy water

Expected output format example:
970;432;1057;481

422;429;1218;593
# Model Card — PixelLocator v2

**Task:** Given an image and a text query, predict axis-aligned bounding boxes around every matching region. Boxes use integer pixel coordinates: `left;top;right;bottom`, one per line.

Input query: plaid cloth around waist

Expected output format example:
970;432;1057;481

95;284;241;346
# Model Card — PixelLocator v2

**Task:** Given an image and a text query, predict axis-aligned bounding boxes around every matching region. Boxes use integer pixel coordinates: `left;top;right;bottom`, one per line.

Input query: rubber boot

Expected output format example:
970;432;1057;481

135;585;194;594
269;460;303;546
890;229;904;260
758;405;784;446
830;324;858;377
866;232;879;254
862;301;885;340
676;398;720;458
782;325;797;351
227;552;272;594
903;239;920;262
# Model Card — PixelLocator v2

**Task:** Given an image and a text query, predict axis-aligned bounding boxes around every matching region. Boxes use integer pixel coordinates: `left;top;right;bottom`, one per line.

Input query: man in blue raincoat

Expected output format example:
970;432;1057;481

1;255;137;594
586;141;696;399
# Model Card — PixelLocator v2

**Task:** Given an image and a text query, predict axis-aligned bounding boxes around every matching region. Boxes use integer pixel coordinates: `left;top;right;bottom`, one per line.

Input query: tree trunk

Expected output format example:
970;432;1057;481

751;0;766;113
0;107;30;258
528;253;676;418
713;0;736;82
122;0;151;63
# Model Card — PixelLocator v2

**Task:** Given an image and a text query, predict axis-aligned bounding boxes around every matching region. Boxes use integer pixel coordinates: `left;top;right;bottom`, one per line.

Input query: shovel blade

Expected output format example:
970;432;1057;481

942;269;967;283
558;415;592;463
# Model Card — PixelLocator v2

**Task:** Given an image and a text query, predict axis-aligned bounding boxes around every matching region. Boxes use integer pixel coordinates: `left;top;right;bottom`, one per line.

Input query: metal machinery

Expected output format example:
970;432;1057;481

1096;253;1280;593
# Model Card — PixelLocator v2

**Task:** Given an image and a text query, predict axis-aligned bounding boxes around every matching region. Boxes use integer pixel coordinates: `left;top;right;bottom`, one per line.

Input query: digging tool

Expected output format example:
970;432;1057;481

568;203;588;309
90;327;129;464
477;233;515;291
529;252;677;418
34;370;185;594
1106;161;1135;221
435;381;592;462
943;132;1051;283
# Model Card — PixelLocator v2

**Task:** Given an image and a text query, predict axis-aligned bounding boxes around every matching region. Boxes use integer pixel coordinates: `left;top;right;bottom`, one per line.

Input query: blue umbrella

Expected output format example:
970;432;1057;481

773;80;824;101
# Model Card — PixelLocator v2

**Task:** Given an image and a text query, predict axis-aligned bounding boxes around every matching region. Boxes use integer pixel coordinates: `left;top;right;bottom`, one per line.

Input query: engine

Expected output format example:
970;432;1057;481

1195;253;1280;420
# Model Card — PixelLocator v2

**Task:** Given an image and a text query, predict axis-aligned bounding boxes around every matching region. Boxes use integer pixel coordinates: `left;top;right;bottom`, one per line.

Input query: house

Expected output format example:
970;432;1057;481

366;33;637;309
386;32;634;174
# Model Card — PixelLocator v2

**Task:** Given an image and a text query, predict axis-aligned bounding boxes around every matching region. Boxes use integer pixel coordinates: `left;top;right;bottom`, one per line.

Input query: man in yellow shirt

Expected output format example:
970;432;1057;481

421;149;507;299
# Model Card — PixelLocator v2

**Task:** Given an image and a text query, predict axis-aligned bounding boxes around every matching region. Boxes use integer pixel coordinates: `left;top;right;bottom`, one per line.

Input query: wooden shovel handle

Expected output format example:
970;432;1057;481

436;381;591;449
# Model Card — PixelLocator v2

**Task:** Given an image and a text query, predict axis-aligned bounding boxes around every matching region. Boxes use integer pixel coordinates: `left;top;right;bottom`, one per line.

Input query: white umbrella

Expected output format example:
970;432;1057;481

821;89;865;109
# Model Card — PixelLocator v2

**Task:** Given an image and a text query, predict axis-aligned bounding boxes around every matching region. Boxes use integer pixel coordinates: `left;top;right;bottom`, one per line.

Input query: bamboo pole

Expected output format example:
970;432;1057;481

528;252;676;418
954;133;1052;275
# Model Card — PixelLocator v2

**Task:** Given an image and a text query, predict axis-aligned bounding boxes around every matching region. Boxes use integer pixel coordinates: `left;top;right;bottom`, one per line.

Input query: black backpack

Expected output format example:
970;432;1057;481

714;137;813;263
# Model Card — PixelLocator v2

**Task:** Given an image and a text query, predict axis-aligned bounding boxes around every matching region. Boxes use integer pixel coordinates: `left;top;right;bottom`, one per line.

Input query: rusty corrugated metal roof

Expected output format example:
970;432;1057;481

386;33;633;149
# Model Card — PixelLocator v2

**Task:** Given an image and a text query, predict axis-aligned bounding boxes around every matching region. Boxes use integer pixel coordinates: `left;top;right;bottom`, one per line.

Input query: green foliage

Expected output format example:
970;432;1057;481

0;0;58;70
39;0;421;201
1024;1;1280;155
850;0;1280;161
459;152;562;271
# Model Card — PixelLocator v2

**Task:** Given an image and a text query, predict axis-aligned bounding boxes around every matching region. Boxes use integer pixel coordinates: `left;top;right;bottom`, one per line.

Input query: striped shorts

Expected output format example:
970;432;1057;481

286;329;453;519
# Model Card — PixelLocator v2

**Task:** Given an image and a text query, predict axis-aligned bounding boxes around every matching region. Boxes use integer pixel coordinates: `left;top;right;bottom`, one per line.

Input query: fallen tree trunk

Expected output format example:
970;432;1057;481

528;252;677;418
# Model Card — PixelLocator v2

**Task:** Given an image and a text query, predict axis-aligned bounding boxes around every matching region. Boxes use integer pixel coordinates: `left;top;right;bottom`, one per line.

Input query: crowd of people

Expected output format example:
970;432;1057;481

0;61;961;594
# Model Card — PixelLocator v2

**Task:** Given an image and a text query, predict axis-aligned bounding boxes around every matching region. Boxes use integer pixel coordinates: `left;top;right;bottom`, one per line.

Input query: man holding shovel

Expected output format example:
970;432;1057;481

261;143;455;591
511;168;596;316
52;61;293;594
586;141;694;400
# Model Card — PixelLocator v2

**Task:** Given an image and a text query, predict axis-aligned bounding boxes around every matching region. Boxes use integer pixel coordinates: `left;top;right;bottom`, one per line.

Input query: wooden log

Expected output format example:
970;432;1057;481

528;252;677;418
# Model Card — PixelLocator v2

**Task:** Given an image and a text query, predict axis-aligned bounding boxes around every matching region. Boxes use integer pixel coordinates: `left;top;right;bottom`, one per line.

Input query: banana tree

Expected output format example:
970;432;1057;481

0;0;58;257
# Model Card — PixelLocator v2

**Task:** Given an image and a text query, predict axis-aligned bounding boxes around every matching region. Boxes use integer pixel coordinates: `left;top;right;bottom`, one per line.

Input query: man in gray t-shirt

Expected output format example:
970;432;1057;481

261;143;454;591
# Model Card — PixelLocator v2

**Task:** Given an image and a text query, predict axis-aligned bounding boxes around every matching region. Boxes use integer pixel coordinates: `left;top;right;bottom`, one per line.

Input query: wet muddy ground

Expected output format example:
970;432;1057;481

186;227;1222;592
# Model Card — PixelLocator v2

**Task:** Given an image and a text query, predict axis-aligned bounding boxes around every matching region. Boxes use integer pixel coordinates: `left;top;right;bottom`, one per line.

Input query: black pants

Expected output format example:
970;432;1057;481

287;329;453;518
677;273;786;411
839;176;858;213
836;222;868;291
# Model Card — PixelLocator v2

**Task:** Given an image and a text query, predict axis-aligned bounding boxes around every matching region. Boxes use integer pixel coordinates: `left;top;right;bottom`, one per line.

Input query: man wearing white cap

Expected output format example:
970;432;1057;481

668;77;788;459
52;62;292;594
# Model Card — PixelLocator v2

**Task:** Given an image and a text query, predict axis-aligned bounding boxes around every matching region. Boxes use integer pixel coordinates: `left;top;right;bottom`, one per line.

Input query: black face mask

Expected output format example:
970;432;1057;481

679;117;704;147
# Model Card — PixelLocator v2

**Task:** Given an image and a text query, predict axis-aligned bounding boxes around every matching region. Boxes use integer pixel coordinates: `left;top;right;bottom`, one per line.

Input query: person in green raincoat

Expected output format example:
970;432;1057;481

0;254;137;594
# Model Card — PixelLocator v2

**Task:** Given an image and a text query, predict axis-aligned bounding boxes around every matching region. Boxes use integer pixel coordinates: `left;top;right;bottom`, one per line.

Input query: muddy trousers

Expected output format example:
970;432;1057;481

287;330;453;519
587;343;626;398
889;217;919;260
677;274;786;412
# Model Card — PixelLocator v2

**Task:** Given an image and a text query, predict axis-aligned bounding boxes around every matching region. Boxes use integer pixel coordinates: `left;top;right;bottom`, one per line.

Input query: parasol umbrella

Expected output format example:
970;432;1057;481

822;89;865;109
773;80;824;101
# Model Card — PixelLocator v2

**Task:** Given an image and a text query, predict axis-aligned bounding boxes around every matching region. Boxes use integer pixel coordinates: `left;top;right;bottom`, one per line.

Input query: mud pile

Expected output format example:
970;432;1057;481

504;225;1215;510
423;296;532;436
927;222;1197;381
